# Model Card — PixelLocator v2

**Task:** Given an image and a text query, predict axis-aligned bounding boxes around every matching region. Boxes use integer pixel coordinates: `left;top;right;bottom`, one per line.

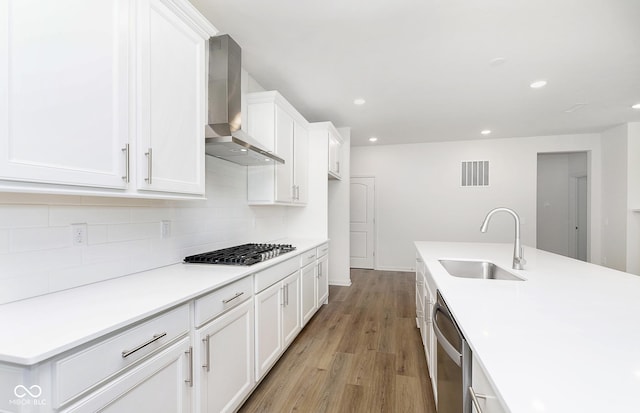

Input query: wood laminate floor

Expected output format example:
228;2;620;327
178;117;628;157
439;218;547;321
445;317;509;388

238;269;437;413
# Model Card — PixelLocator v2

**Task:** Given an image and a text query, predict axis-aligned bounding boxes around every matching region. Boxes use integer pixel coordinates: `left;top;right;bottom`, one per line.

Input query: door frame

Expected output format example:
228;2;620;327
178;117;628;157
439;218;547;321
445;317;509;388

350;175;376;269
536;151;591;262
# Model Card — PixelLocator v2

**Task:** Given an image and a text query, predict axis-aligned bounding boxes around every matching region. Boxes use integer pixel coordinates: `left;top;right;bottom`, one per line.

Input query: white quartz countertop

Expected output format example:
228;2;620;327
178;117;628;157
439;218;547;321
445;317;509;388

0;238;326;365
414;241;640;413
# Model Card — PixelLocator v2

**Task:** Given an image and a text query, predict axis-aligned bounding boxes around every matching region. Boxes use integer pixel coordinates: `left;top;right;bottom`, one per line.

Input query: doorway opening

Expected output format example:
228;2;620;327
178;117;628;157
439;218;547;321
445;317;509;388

536;152;589;261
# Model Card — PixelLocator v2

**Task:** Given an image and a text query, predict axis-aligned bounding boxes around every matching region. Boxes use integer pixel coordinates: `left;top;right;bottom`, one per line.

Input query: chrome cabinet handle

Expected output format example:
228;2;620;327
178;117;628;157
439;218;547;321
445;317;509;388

145;148;152;184
121;332;167;358
202;334;211;372
281;286;285;306
285;283;289;306
308;254;315;260
336;161;340;173
469;387;487;413
318;263;322;277
432;303;463;367
185;346;193;387
121;144;130;183
222;292;244;305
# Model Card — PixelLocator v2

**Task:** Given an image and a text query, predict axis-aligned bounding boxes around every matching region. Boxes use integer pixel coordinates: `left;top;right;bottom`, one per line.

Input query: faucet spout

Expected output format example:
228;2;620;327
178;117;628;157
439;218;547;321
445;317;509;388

480;207;526;270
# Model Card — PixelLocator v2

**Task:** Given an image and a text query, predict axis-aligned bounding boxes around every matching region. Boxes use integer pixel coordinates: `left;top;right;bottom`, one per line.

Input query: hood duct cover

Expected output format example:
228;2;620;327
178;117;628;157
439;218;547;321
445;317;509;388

205;34;283;165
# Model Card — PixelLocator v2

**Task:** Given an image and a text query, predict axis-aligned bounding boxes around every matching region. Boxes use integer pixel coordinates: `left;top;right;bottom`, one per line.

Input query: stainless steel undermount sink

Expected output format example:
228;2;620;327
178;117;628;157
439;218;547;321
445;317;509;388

439;259;525;281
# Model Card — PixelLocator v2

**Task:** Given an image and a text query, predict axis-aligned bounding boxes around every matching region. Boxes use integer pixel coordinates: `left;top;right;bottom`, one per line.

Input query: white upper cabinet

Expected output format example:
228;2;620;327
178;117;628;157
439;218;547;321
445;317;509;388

327;125;344;180
136;0;208;195
0;0;130;189
246;91;309;205
0;0;214;198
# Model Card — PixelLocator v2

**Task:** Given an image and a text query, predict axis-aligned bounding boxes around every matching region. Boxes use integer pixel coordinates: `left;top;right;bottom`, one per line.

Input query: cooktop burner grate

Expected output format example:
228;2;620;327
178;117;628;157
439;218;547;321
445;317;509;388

183;243;296;266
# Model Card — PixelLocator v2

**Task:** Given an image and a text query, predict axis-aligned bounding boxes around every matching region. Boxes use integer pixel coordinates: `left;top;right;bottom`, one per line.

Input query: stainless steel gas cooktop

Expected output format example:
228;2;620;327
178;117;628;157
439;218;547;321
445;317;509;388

183;243;296;266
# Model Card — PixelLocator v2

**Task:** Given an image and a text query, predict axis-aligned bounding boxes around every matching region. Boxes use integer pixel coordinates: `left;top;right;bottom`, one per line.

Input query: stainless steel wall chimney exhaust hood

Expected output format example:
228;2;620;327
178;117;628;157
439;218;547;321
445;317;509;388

205;34;284;165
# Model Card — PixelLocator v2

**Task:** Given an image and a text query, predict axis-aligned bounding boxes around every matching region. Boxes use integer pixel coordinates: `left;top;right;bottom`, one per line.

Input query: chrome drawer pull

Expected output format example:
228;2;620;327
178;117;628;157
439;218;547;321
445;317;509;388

222;292;244;305
121;332;167;358
121;144;130;183
202;334;211;372
469;386;487;413
185;346;193;387
145;148;152;184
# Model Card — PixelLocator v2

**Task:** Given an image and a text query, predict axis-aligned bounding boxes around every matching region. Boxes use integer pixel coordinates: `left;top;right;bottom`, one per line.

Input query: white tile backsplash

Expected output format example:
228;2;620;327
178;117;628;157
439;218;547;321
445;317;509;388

10;227;72;252
49;205;132;226
0;156;288;304
0;205;49;228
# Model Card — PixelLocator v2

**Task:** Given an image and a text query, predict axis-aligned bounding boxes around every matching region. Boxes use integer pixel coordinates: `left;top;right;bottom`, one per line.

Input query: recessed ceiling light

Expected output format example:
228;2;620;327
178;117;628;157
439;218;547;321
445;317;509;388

480;130;491;135
354;98;366;105
530;80;547;89
632;103;640;110
369;137;378;142
489;57;507;67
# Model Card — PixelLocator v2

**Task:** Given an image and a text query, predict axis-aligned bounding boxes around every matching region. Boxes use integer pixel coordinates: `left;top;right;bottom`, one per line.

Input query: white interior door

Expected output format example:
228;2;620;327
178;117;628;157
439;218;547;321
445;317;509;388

350;177;375;269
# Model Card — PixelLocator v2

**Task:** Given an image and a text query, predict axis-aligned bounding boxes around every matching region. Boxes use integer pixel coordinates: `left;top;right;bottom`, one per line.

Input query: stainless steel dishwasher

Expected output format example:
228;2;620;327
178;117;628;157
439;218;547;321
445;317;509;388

432;290;472;413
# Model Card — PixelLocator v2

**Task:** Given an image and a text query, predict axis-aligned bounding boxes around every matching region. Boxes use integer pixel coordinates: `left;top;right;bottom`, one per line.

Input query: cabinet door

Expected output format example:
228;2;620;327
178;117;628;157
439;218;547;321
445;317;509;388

300;262;317;325
62;338;192;413
317;255;329;305
293;121;309;204
137;0;206;195
328;132;341;178
198;300;254;413
274;105;294;202
282;271;301;347
0;0;129;189
254;282;283;381
471;357;508;413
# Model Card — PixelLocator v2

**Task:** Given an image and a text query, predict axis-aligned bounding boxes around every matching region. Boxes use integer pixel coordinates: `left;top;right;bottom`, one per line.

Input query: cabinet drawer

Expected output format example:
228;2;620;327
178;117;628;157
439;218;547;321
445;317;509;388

54;304;189;407
254;257;299;293
194;276;253;327
299;249;317;267
316;243;329;258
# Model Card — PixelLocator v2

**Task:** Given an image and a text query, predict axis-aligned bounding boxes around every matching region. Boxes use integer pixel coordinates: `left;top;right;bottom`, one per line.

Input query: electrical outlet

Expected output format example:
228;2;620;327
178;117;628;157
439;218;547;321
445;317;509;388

71;223;87;246
160;220;171;239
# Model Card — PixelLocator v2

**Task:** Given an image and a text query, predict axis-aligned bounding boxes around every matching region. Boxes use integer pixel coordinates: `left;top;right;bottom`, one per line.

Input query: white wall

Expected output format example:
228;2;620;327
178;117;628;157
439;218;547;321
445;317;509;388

601;124;629;271
0;157;288;304
328;128;351;286
351;133;602;271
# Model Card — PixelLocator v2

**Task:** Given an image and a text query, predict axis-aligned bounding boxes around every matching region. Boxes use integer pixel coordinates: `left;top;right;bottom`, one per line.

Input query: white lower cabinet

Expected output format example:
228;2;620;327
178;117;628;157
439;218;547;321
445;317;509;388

0;245;331;413
254;270;301;381
300;261;318;325
317;253;329;305
417;256;438;401
196;299;254;413
62;337;193;413
471;357;508;413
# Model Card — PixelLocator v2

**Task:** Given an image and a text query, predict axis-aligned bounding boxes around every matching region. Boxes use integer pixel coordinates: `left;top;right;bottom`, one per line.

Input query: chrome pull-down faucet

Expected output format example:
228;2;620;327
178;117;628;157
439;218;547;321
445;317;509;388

480;207;526;270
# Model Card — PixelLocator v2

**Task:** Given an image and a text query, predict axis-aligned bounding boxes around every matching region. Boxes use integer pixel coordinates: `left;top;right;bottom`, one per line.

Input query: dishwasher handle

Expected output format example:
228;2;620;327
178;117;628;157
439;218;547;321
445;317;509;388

432;302;463;367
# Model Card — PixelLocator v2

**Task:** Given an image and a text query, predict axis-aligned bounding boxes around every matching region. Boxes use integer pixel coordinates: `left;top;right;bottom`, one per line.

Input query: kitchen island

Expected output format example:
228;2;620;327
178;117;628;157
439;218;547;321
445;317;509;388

415;241;640;413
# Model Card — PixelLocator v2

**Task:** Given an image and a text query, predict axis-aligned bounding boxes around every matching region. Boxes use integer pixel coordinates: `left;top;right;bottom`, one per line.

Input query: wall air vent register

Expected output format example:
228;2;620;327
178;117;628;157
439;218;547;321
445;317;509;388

461;160;489;187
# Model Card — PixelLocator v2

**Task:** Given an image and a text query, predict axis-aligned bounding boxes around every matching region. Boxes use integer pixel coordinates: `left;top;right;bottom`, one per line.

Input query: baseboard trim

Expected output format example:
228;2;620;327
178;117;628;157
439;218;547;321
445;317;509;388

375;266;414;273
329;279;352;287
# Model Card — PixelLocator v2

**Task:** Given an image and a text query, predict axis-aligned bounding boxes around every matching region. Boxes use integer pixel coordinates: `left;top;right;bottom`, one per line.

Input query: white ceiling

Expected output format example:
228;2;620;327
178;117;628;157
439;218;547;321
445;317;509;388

189;0;640;146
